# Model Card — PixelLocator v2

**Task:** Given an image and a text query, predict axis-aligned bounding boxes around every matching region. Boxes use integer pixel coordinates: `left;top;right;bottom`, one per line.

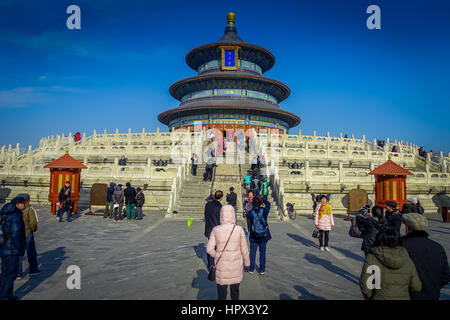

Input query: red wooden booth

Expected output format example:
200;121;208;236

369;159;413;211
44;151;87;215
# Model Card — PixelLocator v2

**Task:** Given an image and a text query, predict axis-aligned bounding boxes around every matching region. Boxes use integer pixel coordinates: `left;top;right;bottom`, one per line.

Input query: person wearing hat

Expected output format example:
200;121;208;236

359;227;422;300
384;201;402;235
0;196;26;300
15;193;40;279
402;213;450;299
57;181;72;222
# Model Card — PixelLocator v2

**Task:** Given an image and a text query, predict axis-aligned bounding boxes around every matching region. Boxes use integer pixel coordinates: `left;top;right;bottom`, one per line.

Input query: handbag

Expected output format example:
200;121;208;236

312;227;320;238
349;217;363;238
208;225;236;282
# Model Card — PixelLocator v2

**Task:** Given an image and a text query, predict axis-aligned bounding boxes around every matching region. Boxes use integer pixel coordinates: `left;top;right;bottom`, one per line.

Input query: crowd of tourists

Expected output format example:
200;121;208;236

103;181;145;222
354;200;450;300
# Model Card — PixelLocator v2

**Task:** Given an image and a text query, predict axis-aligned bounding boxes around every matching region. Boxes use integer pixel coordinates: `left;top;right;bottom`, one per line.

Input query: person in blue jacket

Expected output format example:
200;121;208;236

0;196;26;300
104;182;116;219
247;196;271;275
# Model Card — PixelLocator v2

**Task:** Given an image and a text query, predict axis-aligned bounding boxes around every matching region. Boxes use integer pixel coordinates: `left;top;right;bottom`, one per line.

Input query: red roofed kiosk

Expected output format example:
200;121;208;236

369;159;413;211
44;150;87;215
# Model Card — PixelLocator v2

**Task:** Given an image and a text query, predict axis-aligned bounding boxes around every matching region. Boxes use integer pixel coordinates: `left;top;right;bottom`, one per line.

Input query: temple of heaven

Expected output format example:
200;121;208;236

158;12;301;134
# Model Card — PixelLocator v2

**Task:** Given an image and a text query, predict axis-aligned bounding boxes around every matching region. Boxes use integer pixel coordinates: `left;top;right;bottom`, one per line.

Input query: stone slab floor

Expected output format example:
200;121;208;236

12;207;450;300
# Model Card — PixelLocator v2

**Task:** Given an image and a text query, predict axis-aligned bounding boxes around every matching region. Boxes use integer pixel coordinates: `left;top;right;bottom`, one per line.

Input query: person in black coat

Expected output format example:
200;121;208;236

204;190;223;269
104;182;116;219
402;213;450;300
226;187;238;220
356;206;387;255
124;182;137;221
0;196;26;300
57;182;72;222
385;201;402;235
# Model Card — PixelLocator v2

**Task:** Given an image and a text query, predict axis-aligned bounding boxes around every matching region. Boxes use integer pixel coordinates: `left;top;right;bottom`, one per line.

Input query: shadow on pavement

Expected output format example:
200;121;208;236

331;246;365;263
294;285;326;300
191;269;217;300
15;246;68;299
193;243;208;268
286;233;317;248
279;285;326;300
304;253;360;285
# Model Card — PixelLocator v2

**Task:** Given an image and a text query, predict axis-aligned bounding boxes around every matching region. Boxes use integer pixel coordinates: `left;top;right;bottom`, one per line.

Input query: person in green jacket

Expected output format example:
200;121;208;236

261;177;269;199
359;227;422;300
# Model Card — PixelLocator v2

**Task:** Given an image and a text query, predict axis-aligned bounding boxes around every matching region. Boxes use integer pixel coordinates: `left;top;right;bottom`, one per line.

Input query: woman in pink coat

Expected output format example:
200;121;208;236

314;195;334;252
207;205;250;300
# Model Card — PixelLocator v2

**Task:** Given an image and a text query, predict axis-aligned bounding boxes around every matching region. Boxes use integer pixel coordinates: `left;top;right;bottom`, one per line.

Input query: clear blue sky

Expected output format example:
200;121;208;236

1;0;449;153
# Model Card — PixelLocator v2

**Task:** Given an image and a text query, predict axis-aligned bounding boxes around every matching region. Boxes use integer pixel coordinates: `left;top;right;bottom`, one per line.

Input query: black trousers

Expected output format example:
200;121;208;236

0;255;20;300
191;164;197;176
217;283;240;300
318;230;330;247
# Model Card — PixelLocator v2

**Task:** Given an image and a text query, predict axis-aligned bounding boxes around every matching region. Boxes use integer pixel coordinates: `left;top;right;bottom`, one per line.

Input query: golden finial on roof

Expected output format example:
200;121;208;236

65;149;69;155
388;155;392;160
227;12;236;27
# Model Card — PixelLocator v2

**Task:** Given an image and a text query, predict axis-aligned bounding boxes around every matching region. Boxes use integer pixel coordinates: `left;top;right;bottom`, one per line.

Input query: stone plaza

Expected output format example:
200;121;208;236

13;206;450;300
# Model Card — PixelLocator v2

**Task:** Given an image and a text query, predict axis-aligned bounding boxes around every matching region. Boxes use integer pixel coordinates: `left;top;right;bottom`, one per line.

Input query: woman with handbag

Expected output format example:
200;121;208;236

207;205;250;300
314;195;334;251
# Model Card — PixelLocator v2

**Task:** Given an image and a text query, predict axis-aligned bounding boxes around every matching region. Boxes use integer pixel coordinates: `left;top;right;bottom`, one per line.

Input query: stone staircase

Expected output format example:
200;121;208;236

171;160;285;222
239;161;284;222
172;164;211;217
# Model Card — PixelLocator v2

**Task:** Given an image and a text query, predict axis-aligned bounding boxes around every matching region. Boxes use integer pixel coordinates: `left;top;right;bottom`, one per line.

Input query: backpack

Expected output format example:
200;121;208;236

349;217;362;238
250;208;269;239
0;214;8;246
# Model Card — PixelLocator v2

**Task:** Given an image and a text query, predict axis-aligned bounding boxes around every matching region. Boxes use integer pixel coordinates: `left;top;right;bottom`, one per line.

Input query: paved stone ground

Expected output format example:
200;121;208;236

12;207;450;300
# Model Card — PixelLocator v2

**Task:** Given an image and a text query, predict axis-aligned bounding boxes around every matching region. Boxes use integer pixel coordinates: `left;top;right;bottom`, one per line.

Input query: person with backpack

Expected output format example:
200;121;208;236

359;227;422;300
104;182;116;219
16;193;40;279
247;196;271;275
135;187;145;220
124;182;137;222
207;205;250;300
0;196;27;300
314;195;334;252
356;206;386;256
112;184;124;222
57;181;72;222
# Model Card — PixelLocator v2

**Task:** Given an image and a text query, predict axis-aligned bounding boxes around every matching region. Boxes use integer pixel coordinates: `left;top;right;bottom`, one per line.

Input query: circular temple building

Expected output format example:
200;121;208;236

158;12;300;135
